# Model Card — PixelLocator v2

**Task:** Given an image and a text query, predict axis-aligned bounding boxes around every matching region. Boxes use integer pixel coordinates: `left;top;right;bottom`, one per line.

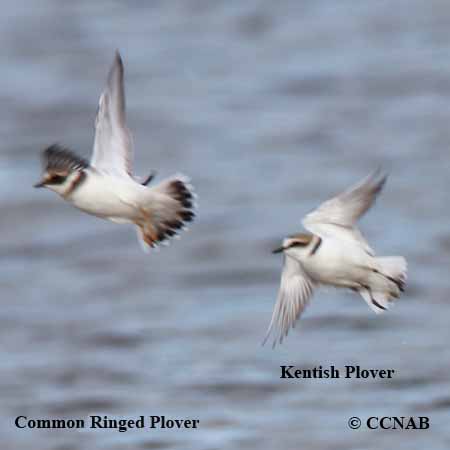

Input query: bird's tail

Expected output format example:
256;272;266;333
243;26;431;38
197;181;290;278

376;256;407;289
135;175;196;251
359;256;407;313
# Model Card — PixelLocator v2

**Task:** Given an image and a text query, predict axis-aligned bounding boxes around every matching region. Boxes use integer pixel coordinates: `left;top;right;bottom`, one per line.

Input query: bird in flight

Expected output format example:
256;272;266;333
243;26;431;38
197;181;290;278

35;51;195;250
265;170;407;347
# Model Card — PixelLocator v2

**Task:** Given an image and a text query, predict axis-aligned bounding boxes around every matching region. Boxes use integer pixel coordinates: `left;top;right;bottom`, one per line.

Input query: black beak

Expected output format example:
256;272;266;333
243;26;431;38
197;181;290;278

272;246;284;254
33;181;46;188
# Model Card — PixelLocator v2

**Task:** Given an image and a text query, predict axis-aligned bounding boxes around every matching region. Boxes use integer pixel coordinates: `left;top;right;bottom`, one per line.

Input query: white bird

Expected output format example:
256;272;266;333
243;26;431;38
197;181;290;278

34;51;195;250
265;170;407;347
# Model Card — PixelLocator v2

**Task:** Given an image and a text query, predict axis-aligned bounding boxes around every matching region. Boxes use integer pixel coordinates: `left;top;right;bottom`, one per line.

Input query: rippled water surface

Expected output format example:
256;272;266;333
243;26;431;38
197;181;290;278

1;1;450;449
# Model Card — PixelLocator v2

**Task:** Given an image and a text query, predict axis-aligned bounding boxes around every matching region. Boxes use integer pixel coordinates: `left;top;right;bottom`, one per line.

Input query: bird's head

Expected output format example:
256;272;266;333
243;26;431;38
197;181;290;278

34;144;88;196
272;233;313;255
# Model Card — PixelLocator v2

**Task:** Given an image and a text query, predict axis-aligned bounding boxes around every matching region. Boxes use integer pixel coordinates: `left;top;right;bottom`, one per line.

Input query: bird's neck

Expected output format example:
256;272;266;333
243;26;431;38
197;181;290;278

62;170;87;198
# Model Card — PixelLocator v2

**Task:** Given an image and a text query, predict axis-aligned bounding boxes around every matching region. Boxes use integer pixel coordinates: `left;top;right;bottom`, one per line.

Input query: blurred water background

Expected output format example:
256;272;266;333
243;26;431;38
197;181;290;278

1;1;450;449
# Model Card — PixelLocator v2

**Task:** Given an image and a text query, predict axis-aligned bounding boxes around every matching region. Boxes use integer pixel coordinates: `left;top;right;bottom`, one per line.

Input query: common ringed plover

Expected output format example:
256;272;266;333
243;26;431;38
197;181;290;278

35;51;195;250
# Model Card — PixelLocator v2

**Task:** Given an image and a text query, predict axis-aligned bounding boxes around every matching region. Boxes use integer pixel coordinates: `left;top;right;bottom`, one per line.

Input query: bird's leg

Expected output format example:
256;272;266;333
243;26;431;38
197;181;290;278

371;268;405;292
362;284;387;311
141;171;157;186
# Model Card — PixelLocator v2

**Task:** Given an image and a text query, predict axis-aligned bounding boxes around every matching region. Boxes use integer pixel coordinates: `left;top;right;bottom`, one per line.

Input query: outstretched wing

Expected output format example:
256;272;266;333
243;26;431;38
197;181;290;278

302;170;387;255
91;51;134;178
263;255;315;348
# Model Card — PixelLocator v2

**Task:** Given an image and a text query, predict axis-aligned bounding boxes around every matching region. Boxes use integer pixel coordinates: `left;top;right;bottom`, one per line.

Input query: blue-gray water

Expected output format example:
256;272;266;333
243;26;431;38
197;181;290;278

1;1;450;449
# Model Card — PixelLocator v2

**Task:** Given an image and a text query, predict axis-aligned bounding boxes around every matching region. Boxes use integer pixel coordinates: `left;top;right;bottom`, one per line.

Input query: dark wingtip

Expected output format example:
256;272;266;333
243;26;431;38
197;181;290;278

365;167;388;196
115;50;124;74
108;50;124;84
114;49;122;64
373;166;389;184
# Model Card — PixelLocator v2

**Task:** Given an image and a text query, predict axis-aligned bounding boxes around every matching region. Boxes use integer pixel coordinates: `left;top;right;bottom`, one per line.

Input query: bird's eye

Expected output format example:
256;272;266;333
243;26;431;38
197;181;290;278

48;175;66;185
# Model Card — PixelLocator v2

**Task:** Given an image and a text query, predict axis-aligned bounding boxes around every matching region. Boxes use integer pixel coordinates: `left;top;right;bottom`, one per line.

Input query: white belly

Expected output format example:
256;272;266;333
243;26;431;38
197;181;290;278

66;172;138;221
304;238;374;287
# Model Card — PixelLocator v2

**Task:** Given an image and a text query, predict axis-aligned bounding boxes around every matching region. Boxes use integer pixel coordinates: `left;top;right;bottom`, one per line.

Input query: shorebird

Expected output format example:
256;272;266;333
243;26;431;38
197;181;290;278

265;170;407;347
34;51;195;250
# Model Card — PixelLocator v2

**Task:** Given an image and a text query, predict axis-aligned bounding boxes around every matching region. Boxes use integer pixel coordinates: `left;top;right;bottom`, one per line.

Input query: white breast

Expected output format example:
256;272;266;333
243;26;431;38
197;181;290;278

302;237;373;286
67;170;138;220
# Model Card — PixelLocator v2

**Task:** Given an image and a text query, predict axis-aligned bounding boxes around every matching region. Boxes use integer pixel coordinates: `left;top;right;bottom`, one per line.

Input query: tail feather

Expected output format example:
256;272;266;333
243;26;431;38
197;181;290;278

359;256;407;313
135;175;196;250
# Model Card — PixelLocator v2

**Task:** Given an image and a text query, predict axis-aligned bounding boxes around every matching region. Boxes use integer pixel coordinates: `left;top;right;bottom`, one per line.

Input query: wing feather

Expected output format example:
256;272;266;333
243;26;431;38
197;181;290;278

263;255;315;348
91;50;134;178
302;170;387;255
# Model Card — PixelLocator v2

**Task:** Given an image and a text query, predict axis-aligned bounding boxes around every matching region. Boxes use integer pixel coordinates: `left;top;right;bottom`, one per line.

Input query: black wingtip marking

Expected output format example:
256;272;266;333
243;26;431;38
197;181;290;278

371;168;389;194
114;49;123;65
